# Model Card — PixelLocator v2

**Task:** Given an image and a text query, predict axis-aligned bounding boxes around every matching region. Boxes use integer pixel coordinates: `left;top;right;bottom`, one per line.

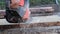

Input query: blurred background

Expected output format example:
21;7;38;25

0;0;60;10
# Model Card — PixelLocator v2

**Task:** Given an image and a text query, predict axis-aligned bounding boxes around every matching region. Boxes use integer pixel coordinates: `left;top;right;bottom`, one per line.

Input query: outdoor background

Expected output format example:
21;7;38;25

0;0;60;10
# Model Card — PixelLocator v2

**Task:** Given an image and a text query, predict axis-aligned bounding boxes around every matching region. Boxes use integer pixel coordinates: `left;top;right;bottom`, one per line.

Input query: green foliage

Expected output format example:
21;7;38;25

30;0;56;6
0;0;5;10
58;0;60;4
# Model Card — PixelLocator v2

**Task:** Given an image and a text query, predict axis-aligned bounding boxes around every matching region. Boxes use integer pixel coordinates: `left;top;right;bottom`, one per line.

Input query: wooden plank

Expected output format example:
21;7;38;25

0;22;60;30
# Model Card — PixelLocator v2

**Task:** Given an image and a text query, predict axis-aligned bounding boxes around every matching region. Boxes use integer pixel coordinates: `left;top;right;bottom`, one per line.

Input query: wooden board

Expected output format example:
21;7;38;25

0;21;60;30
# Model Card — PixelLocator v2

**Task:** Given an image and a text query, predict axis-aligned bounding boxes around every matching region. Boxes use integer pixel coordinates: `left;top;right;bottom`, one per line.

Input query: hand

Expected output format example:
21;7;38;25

10;0;20;9
11;0;20;4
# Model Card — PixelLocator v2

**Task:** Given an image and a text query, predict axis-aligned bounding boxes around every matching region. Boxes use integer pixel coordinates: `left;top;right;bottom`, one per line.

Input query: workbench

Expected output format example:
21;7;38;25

0;15;60;34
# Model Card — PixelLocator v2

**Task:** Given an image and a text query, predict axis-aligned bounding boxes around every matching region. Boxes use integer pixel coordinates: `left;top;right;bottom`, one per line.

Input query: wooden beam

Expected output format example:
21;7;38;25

0;21;60;30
